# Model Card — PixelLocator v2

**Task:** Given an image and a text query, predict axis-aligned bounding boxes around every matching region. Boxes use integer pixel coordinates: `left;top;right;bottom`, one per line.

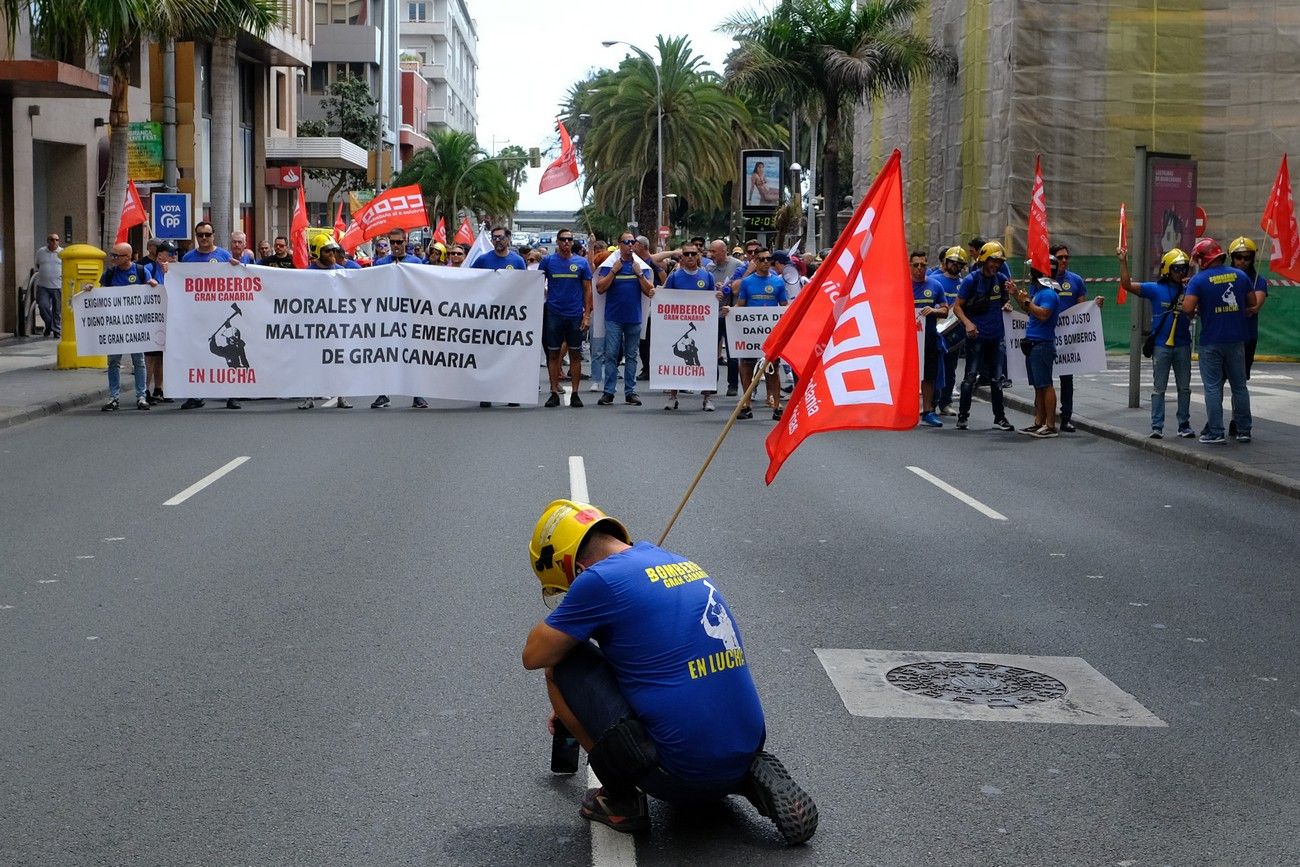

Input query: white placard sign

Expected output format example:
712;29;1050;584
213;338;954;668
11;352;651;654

72;282;167;355
724;306;788;359
1002;299;1107;379
648;287;718;391
163;263;544;401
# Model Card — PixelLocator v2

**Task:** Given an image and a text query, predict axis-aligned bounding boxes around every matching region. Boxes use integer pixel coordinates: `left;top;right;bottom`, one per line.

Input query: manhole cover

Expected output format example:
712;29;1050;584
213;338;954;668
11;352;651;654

884;661;1068;708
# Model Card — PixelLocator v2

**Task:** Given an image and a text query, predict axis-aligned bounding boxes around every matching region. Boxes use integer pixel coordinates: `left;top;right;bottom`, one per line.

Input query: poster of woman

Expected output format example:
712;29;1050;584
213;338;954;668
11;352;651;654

743;154;782;207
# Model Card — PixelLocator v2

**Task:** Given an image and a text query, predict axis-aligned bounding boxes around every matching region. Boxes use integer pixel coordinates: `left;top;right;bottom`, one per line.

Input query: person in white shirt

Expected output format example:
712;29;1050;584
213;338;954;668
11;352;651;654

34;232;63;337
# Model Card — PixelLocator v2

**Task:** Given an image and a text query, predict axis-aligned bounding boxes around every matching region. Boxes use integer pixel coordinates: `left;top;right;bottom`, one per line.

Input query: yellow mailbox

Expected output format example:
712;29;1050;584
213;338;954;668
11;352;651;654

57;244;108;370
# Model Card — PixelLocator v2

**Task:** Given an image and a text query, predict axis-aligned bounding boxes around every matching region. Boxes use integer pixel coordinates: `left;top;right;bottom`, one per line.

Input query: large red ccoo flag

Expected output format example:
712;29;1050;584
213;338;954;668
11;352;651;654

538;120;580;194
1027;155;1050;275
338;184;427;252
763;151;916;484
1260;154;1300;282
115;180;146;244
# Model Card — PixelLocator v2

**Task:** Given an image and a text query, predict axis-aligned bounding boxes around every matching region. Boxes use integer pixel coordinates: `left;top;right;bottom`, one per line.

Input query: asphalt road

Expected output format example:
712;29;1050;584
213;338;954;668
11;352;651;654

2;384;1297;866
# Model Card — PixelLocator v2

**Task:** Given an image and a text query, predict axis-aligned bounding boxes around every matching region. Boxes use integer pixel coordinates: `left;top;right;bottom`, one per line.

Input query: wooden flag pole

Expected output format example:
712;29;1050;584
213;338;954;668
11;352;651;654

658;357;772;546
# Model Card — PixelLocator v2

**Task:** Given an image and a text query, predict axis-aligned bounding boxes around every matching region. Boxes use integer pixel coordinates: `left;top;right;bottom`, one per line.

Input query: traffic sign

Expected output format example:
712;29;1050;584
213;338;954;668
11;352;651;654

151;192;191;241
658;224;670;242
1195;206;1207;238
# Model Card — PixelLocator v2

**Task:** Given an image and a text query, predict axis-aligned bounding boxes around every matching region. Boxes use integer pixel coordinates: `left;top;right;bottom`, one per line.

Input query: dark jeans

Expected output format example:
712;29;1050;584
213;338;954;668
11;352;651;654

36;285;61;335
1245;338;1258;379
958;337;1005;422
940;346;961;408
1058;374;1074;423
552;642;751;805
719;319;739;389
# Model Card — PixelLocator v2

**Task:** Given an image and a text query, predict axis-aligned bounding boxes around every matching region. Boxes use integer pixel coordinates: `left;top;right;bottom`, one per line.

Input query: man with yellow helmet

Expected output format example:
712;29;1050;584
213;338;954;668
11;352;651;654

931;246;968;415
1227;236;1270;384
1117;243;1195;438
522;500;817;844
953;241;1017;431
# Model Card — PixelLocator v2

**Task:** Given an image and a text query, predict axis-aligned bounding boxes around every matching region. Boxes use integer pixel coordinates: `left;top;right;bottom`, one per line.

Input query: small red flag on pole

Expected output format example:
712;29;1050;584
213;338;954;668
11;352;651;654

1260;154;1300;281
1117;203;1128;304
1027;155;1050;275
455;217;475;246
115;180;146;244
334;200;347;238
538;120;580;194
433;216;447;245
291;184;309;269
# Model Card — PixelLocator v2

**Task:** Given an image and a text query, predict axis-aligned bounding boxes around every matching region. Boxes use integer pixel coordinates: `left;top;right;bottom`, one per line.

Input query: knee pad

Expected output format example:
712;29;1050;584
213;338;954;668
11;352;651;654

588;718;659;786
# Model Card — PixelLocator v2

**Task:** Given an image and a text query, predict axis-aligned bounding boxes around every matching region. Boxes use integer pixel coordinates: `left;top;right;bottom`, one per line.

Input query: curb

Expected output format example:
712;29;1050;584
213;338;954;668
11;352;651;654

1000;392;1300;502
0;388;103;431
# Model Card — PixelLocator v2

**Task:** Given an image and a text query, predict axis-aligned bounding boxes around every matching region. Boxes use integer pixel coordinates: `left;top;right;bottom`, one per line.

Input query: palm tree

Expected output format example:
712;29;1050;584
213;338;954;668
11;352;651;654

722;0;955;241
564;35;781;239
394;129;517;229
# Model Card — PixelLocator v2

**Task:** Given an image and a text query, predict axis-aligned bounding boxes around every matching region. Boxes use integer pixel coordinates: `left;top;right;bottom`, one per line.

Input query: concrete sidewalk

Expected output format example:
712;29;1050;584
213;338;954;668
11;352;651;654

0;336;106;428
998;357;1300;500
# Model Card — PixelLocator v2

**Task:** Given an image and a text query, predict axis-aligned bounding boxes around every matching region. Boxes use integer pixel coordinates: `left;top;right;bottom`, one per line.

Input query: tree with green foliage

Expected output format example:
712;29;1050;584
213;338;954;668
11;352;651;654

563;35;782;241
394;129;517;230
297;74;382;218
722;0;955;241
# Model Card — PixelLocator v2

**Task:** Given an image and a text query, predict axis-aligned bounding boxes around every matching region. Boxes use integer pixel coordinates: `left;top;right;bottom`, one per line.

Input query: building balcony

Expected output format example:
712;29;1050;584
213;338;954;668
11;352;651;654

237;22;312;68
265;135;369;170
312;24;382;64
0;59;110;99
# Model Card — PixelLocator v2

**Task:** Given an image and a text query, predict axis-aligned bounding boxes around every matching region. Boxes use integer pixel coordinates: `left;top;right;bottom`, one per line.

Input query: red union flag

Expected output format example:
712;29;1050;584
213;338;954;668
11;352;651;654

1260;154;1300;281
338;184;427;251
433;216;447;245
1117;204;1129;304
291;184;309;269
115;180;146;244
538;120;580;194
1027;155;1050;275
455;217;475;246
763;151;916;484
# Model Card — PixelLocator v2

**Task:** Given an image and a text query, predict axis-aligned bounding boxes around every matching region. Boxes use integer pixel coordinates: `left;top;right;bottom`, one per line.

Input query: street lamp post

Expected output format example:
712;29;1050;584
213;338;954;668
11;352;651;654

603;39;663;250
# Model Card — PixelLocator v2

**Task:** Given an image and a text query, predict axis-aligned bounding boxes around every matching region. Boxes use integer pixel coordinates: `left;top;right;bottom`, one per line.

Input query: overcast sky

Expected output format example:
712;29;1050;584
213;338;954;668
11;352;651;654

472;0;777;212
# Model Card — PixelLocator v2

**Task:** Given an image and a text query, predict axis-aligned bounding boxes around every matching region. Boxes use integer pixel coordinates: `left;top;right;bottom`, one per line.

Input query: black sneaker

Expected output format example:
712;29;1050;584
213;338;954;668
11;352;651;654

772;406;783;421
180;398;204;410
579;787;649;834
597;393;614;406
225;399;241;409
145;392;160;405
956;418;968;430
1177;427;1195;438
1060;421;1077;433
371;395;390;409
298;398;314;410
412;397;428;409
136;398;150;411
544;392;561;408
336;398;353;409
570;393;583;408
744;751;818;845
479;401;493;408
737;406;754;420
625;393;642;406
726;385;738;397
993;418;1015;431
101;398;119;412
1149;430;1163;439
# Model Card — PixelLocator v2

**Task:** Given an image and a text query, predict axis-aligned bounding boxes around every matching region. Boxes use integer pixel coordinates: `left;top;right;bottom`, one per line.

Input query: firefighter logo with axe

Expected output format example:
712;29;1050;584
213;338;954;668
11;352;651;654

207;302;250;368
671;321;702;368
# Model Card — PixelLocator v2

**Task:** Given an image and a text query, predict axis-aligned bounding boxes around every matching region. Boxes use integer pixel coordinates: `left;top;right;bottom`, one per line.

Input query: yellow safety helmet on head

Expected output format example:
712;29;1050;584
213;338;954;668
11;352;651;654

1159;248;1191;277
430;241;448;264
942;245;969;265
529;499;630;606
1227;236;1257;256
976;241;1006;263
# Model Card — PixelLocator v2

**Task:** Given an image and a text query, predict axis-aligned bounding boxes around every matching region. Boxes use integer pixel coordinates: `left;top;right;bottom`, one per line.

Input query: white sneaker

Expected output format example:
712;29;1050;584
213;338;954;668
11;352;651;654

589;381;602;392
703;398;716;412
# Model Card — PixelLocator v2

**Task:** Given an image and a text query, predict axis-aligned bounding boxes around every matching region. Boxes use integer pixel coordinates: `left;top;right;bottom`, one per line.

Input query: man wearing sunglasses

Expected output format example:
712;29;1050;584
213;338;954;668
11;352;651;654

595;232;655;405
259;235;296;268
446;244;467;267
539;231;593;408
733;248;789;420
1050;244;1103;433
35;231;63;337
662;243;721;411
181;221;233;264
1117;244;1194;438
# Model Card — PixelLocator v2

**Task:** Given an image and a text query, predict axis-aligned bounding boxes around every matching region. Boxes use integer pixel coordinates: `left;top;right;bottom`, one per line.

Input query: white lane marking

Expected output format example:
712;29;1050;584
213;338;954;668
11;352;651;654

164;457;250;506
906;466;1008;521
568;454;638;867
103;537;125;542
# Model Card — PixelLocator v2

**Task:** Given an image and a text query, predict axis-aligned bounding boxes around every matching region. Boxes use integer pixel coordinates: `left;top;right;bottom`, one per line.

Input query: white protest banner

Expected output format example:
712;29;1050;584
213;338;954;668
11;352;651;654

649;287;717;391
1003;298;1107;379
163;263;543;402
72;282;166;355
725;306;788;359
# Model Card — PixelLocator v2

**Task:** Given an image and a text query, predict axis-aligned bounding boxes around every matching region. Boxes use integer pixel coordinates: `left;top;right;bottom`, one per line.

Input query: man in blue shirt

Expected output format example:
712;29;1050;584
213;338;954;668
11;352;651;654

1012;259;1062;437
1049;244;1104;432
953;241;1015;431
931;246;966;416
95;242;155;411
1183;237;1261;443
143;242;176;404
1227;237;1269;438
734;248;789;420
471;226;527;270
540;231;593;408
523;499;817;843
367;229;428;410
662;242;721;411
595;231;654;406
911;249;949;428
181;221;233;265
230;231;255;264
1117;246;1194;438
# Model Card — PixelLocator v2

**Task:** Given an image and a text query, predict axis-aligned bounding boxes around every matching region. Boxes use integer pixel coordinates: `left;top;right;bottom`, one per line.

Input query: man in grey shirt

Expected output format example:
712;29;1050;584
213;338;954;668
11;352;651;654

704;239;744;396
34;232;63;337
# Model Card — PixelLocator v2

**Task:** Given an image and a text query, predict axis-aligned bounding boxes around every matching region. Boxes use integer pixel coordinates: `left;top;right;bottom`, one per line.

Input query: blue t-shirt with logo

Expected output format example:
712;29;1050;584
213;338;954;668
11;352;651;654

1136;280;1191;347
471;250;527;271
738;272;787;307
100;263;150;287
665;268;715;293
1186;265;1251;344
540;253;594;317
931;272;961;307
546;541;765;782
372;253;421;266
181;247;233;264
957;270;1008;338
145;262;166;286
599;257;651;324
341;258;362;269
1053;270;1087;307
1024;282;1061;341
237;250;255;264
